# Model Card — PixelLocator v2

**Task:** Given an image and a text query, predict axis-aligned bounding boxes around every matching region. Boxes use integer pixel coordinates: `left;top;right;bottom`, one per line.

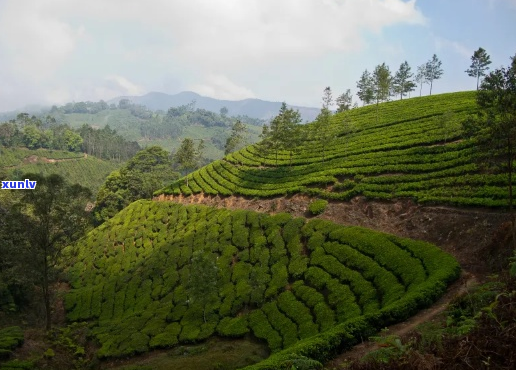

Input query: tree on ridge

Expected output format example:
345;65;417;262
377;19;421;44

465;47;492;90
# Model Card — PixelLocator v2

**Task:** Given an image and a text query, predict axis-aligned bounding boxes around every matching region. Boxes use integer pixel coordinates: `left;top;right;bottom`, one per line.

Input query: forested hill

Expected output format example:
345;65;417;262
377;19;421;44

46;99;263;161
157;91;509;209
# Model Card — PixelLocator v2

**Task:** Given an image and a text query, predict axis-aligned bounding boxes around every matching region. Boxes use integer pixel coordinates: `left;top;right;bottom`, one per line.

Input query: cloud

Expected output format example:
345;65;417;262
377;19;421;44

0;0;81;82
488;0;516;9
35;0;426;70
434;36;471;59
0;0;427;110
188;75;256;101
104;75;144;96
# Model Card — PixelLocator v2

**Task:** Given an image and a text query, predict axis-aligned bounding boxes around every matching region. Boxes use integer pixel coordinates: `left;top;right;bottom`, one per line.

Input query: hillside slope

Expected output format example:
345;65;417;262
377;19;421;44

157;92;508;208
64;201;459;367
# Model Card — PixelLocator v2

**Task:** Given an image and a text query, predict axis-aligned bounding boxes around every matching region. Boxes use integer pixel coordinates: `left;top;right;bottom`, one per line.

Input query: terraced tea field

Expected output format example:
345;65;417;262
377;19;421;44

157;92;508;208
64;201;459;368
0;148;121;193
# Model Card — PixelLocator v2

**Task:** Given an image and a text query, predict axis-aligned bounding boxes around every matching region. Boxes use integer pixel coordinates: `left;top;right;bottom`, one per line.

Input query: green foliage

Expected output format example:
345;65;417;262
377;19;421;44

94;146;178;224
185;249;220;323
307;200;328;216
425;54;444;95
260;103;303;165
361;330;408;364
465;47;492;90
64;201;459;365
174;138;205;178
0;359;34;370
0;327;24;359
225;120;248;155
392;61;416;100
8;174;91;330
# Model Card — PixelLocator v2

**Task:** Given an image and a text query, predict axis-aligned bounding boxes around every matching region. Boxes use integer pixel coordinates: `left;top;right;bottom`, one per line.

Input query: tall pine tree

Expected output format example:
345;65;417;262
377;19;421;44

465;47;492;90
356;70;374;105
393;61;416;100
425;54;444;95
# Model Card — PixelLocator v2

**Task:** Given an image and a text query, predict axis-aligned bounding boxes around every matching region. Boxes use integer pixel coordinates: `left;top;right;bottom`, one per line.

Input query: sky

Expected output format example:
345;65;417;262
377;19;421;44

0;0;515;112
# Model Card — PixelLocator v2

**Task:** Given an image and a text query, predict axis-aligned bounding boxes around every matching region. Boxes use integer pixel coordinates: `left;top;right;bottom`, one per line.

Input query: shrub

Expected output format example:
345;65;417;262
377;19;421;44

149;323;181;349
0;326;24;359
217;316;249;337
308;199;329;215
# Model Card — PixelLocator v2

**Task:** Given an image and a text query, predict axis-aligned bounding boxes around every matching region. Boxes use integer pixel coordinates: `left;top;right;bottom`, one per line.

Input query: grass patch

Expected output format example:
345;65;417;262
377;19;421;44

110;337;269;370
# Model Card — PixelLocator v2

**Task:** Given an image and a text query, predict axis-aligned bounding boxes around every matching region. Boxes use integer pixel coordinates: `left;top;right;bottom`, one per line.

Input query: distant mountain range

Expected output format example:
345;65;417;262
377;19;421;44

108;91;320;122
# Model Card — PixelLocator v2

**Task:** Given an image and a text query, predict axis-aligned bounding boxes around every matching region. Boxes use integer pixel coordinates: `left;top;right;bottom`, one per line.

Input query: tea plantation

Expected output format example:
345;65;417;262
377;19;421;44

157;91;508;208
0;148;120;193
64;200;459;368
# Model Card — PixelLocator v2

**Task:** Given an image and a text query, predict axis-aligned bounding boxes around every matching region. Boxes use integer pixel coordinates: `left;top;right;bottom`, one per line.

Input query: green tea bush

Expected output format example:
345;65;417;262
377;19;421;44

262;302;298;348
248;310;283;352
308;199;329;215
217;316;249;337
149;323;181;349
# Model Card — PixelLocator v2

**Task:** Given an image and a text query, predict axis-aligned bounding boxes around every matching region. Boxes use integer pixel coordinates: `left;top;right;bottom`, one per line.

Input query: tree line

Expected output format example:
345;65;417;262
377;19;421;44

354;48;493;107
0;114;140;162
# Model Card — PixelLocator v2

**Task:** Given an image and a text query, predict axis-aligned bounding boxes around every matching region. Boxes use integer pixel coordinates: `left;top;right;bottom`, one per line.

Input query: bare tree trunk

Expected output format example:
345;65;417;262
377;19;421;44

509;138;516;248
43;253;51;331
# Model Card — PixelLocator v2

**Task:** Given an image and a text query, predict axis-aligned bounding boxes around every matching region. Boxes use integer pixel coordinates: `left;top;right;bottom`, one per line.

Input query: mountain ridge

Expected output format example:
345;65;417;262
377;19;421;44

108;91;321;122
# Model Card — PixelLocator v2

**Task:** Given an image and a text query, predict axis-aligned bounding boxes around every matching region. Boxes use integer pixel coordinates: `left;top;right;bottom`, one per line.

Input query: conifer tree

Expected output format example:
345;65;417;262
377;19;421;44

416;64;428;97
336;89;353;113
357;70;374;105
393;61;416;100
174;138;204;186
224;120;247;155
315;87;334;162
261;103;302;165
425;54;444;95
372;63;392;123
465;47;492;90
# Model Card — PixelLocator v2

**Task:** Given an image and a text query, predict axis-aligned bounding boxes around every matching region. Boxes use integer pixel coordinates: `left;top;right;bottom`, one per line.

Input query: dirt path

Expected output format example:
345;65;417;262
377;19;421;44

4;153;87;169
324;272;477;368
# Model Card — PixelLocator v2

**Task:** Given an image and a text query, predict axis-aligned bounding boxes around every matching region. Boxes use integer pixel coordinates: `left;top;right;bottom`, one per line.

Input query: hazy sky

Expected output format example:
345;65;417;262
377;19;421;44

0;0;515;112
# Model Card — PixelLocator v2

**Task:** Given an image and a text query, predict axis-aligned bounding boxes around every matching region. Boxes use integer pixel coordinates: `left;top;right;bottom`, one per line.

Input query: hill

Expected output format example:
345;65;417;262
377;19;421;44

0;147;121;194
64;200;459;368
53;105;263;162
157;91;508;208
108;91;321;122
